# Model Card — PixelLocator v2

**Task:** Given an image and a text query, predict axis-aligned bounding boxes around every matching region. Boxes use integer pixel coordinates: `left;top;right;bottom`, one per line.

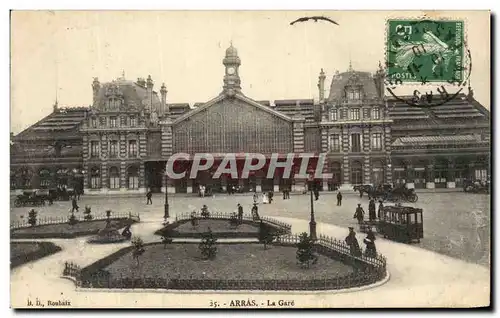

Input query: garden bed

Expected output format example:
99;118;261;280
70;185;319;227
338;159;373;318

11;218;136;239
11;242;62;268
155;218;285;239
95;243;354;281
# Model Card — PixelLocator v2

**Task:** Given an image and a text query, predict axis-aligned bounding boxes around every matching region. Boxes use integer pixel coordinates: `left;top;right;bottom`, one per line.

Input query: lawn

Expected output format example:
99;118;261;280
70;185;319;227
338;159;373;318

103;243;354;280
11;219;134;239
10;242;62;268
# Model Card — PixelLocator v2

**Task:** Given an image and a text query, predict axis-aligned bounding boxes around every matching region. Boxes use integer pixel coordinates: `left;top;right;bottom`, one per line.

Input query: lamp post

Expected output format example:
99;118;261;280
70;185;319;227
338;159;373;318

308;172;317;241
164;170;169;221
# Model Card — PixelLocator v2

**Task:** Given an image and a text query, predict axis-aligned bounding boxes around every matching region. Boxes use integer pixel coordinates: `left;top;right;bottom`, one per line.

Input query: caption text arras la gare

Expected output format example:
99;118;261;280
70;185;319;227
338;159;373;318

164;153;333;180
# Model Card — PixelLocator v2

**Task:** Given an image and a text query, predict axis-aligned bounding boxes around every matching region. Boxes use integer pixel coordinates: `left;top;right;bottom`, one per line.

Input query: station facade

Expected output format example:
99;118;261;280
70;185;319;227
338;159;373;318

11;44;491;194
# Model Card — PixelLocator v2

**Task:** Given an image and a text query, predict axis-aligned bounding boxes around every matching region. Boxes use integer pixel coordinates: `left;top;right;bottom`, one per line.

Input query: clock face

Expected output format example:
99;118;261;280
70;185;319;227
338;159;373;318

227;67;236;75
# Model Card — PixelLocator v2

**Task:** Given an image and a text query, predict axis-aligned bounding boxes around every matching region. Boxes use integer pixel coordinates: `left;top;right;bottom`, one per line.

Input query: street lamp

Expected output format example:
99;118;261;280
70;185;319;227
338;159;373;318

164;169;169;221
308;172;317;241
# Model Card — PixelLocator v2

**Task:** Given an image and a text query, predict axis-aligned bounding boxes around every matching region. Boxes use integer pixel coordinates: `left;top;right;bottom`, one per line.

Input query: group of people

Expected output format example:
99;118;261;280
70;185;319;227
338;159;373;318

345;226;377;258
254;191;274;204
353;199;385;224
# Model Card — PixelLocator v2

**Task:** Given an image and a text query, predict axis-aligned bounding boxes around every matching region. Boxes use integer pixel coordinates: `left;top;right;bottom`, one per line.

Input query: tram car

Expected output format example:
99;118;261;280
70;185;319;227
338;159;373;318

377;205;424;243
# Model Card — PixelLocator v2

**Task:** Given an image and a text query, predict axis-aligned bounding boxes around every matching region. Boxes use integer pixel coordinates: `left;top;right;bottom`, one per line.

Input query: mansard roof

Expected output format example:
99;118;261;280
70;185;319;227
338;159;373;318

13;107;89;141
327;71;380;101
387;94;490;129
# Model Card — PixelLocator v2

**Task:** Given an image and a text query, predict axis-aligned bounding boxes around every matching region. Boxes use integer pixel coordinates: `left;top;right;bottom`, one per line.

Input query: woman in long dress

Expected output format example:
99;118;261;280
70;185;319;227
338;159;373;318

262;193;269;204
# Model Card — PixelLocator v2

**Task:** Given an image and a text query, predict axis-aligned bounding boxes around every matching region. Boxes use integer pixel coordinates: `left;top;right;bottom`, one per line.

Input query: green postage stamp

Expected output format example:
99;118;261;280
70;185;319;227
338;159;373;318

386;19;465;84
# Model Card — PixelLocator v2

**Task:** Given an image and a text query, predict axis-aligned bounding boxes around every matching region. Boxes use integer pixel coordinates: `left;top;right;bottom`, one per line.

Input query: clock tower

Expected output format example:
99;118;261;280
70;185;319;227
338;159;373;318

222;43;241;96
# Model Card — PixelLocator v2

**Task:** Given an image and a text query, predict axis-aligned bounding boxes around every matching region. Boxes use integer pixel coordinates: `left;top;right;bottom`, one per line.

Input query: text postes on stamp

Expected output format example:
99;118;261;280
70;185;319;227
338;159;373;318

386;19;465;84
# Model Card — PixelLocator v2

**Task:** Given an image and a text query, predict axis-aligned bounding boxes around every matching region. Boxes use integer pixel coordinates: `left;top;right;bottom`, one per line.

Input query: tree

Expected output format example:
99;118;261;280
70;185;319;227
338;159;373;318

28;209;37;227
296;232;318;268
258;221;275;249
199;228;217;260
161;226;173;248
229;212;239;228
83;206;93;221
68;212;78;225
131;236;145;266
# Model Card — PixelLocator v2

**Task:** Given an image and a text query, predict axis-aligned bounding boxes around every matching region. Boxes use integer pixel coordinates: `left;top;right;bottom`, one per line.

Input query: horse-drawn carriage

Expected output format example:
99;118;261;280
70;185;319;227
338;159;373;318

463;179;490;194
376;205;424;243
354;184;418;203
14;190;46;207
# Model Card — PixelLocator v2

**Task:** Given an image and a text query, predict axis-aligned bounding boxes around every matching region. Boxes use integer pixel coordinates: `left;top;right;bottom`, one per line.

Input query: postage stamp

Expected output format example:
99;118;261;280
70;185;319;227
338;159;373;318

386;19;465;84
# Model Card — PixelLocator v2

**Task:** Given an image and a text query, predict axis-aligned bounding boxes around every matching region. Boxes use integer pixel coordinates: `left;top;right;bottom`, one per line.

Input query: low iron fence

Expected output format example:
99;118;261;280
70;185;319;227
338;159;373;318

64;232;387;291
10;212;140;230
175;212;292;233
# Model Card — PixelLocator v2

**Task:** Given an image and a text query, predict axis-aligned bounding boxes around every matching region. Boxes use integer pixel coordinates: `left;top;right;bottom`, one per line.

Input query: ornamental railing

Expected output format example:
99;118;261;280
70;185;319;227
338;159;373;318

10;212;140;230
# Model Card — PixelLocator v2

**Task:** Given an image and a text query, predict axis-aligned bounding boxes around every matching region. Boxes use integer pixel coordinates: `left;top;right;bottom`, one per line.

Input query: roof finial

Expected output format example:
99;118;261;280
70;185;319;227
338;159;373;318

348;60;354;72
121;70;125;78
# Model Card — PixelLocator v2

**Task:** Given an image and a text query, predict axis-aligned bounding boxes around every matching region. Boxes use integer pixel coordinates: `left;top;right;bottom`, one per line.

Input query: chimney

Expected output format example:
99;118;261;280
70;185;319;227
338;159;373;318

318;68;326;101
160;83;168;116
146;75;154;112
92;77;100;107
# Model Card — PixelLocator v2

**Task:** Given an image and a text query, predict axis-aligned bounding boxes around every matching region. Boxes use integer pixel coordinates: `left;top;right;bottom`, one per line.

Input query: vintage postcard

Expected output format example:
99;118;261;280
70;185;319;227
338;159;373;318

10;10;491;308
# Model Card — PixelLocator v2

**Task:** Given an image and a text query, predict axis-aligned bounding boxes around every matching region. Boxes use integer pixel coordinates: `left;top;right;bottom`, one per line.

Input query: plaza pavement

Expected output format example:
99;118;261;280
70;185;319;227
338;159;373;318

10;210;490;308
11;191;491;266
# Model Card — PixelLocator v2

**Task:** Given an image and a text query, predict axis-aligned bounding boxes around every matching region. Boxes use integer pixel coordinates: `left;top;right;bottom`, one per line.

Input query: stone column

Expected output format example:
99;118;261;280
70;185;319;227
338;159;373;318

447;158;456;188
340;127;351;189
384;127;393;185
426;160;435;189
363;156;371;185
120;162;127;191
100;162;108;193
292;116;305;192
161;119;174;193
83;162;89;191
139;162;146;193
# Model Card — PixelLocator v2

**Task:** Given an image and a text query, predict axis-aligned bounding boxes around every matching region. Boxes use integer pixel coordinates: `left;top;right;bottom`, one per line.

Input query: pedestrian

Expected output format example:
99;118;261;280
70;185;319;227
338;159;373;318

286;188;291;199
363;228;377;258
354;203;365;224
378;200;384;219
337;191;343;206
368;199;376;221
251;203;260;221
146;189;153;205
283;189;286;200
345;227;362;257
268;191;274;204
253;192;259;204
314;188;319;201
71;196;79;213
237;203;243;223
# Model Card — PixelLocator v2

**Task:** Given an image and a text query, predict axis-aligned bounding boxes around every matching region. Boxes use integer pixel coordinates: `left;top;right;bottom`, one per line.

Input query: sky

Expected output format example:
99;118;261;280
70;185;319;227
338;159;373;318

10;10;490;134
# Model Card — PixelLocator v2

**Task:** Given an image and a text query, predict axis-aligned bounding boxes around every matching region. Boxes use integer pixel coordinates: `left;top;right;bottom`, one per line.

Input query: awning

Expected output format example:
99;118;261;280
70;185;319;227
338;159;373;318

392;135;480;147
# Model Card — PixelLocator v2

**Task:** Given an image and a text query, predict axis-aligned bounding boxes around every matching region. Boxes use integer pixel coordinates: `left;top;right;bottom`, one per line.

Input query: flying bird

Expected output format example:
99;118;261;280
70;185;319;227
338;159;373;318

290;16;339;26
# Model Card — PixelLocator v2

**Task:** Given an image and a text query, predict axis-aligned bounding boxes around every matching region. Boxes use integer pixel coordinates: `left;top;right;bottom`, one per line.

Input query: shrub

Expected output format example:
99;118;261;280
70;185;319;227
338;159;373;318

258;221;275;249
296;232;318;268
68;213;78;225
229;212;239;228
28;209;37;227
131;236;145;265
199;228;217;260
161;226;173;248
83;206;93;221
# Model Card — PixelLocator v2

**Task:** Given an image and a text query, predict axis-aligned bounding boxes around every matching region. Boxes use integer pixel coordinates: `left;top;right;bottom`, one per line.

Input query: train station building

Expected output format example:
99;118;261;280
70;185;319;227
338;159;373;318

11;44;491;194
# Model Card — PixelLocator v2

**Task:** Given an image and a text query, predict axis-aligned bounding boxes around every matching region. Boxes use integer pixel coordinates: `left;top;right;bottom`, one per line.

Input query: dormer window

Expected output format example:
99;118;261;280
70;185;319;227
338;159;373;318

110;116;117;128
106;98;122;110
348;89;361;100
372;107;381;120
91;117;97;128
349;108;360;120
330;109;338;121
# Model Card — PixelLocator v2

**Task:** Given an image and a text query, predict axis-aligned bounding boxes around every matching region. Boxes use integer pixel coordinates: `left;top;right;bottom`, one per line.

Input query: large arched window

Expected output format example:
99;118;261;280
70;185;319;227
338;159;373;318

109;167;120;189
18;168;32;188
350;161;363;185
330;162;342;186
127;166;139;189
90;167;101;189
56;168;70;187
10;170;16;189
39;168;52;188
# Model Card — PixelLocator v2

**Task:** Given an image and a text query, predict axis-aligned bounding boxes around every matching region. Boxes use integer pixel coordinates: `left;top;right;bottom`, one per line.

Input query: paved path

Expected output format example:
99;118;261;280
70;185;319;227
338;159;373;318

10;213;490;308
